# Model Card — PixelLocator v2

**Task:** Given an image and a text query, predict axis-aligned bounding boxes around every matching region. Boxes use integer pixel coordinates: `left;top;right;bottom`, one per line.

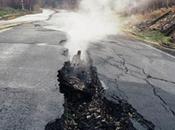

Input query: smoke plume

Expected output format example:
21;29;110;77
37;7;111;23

46;0;153;59
49;0;121;59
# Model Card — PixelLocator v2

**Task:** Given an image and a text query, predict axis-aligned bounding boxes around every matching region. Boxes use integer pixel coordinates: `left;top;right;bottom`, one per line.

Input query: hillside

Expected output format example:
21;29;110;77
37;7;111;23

129;6;175;49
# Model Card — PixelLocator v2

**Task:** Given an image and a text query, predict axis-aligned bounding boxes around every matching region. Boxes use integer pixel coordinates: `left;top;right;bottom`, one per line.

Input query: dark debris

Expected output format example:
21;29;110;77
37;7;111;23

45;61;155;130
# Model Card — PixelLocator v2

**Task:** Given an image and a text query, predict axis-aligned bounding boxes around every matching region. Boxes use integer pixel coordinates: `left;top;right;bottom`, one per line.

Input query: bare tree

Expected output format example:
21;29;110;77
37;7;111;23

21;0;25;10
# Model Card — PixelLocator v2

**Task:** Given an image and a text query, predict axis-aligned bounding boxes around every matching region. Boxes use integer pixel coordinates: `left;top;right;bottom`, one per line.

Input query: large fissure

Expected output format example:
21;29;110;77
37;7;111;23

45;60;155;130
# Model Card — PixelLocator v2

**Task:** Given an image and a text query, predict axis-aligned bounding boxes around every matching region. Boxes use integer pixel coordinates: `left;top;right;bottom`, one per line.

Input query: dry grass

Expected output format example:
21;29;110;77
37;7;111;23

124;6;175;48
138;6;175;21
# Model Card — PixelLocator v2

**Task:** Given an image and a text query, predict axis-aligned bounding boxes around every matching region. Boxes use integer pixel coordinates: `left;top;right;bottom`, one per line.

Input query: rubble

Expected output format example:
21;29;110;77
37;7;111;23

136;11;172;31
137;10;175;38
45;61;155;130
150;11;175;36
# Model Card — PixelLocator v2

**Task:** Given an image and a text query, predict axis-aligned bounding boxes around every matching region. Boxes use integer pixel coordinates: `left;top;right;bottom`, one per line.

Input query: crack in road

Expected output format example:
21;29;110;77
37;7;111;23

140;68;175;84
46;61;155;130
114;78;129;100
115;53;129;74
98;73;128;100
112;47;175;83
128;62;175;117
93;48;175;118
145;79;175;117
124;56;175;117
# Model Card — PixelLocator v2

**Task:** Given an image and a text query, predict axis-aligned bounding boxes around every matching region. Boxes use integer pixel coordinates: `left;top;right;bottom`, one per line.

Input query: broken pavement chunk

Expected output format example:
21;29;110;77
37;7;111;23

45;61;155;130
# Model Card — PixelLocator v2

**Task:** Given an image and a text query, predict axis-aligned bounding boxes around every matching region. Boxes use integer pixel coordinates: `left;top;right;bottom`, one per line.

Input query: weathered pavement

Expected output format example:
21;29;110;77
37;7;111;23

88;36;175;130
0;21;67;130
0;12;175;130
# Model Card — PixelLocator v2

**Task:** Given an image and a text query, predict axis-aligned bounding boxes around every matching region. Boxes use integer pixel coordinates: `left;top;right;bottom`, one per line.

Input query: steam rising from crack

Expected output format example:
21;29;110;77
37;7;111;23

46;0;153;59
47;0;122;59
63;0;154;59
64;0;122;59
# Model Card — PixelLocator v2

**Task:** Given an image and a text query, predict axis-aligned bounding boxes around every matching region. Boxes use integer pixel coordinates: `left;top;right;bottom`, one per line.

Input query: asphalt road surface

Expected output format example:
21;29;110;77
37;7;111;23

0;12;175;130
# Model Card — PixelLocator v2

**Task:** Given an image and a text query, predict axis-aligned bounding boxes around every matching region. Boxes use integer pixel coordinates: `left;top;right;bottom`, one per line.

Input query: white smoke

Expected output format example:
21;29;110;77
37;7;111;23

44;0;121;59
46;0;152;59
63;0;122;59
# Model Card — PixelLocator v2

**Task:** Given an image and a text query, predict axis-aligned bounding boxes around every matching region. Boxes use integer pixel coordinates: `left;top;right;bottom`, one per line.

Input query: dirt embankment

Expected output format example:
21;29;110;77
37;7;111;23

134;7;175;48
45;61;155;130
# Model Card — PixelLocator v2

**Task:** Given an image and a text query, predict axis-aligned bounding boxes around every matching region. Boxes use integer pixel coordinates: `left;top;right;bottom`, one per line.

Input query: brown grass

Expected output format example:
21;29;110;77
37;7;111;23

140;6;175;20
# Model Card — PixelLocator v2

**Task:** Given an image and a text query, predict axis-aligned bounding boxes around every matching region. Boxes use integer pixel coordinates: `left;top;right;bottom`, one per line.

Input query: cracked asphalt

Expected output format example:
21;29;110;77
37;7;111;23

0;21;67;130
88;37;175;130
0;13;175;130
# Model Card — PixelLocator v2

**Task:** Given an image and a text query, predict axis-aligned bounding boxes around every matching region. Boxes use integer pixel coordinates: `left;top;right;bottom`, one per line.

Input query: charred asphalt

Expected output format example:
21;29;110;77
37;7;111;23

0;12;175;130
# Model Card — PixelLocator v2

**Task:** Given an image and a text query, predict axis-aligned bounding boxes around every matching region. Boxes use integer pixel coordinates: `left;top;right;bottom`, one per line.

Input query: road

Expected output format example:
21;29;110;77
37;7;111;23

0;12;175;130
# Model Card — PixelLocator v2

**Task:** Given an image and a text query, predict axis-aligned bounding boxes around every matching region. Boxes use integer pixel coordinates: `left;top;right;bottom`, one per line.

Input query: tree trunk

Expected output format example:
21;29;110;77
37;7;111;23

21;0;25;10
149;11;171;26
